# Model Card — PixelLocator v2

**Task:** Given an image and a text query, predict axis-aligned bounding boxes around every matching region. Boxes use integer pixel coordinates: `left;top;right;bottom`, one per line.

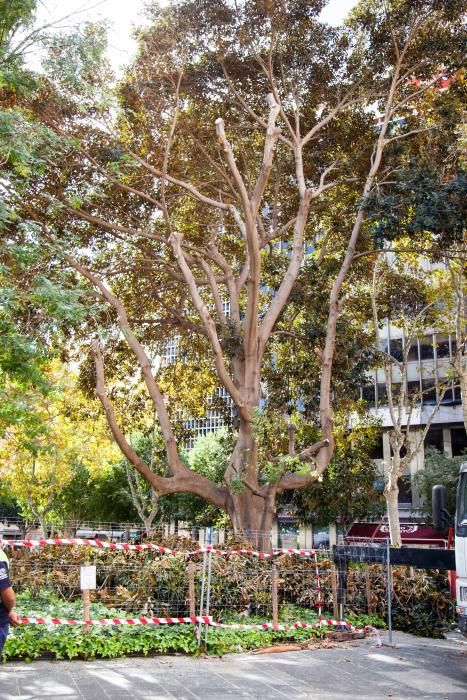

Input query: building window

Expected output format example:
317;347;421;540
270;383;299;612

182;386;236;450
441;385;454;404
451;427;467;457
361;383;376;406
419;336;435;360
380;338;389;355
407;340;419;362
312;528;330;549
407;380;421;402
436;335;450;359
398;475;412;506
370;435;384;460
421;378;437;404
377;383;388;405
390;338;404;362
162;336;180;366
278;521;298;549
424;427;443;452
391;442;407;459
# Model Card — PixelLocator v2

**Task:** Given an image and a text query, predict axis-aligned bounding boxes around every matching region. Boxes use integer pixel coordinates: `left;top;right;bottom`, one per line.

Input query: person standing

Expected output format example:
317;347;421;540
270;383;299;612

0;547;19;656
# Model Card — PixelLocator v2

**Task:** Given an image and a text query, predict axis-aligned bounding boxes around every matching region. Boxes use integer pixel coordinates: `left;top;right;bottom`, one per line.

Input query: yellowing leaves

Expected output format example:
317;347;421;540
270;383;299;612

0;361;120;519
158;361;218;417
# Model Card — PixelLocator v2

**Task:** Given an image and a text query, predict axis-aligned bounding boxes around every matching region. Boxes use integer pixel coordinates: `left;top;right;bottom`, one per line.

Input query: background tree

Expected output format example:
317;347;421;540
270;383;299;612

1;0;464;547
369;252;459;546
362;63;466;544
0;362;119;534
414;447;466;521
0;0;104;440
52;428;232;528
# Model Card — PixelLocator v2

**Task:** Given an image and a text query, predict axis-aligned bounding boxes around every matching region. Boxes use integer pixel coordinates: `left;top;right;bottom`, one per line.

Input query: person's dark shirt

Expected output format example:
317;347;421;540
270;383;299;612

0;558;11;624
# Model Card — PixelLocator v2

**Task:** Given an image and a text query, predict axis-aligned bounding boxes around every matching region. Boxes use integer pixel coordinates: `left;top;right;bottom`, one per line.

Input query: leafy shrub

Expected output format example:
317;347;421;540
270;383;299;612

391;568;456;638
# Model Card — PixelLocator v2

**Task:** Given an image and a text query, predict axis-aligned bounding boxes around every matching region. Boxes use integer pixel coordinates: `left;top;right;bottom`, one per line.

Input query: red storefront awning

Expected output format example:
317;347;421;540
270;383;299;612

346;522;448;547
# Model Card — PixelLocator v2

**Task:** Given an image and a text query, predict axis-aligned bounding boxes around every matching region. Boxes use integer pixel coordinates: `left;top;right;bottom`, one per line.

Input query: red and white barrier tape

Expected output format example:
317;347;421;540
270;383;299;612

197;545;319;558
0;538;317;559
18;615;212;626
1;538;177;554
17;615;356;631
207;618;356;632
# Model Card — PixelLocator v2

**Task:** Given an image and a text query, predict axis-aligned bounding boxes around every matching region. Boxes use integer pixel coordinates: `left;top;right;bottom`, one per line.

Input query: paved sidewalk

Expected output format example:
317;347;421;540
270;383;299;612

0;632;466;699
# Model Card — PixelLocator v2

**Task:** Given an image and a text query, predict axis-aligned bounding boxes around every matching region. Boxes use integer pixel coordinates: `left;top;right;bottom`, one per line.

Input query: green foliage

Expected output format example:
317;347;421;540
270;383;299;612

3;591;200;661
52;430;234;527
187;429;233;483
2;591;328;662
288;416;385;528
0;362;120;527
262;258;375;420
53;462;137;524
346;613;387;630
0;0;38;94
279;605;387;631
0;268;51;437
1;0;465;531
367;168;466;253
414;448;466;519
157;431;234;525
0;6;101;440
252;410;321;484
41;21;113;112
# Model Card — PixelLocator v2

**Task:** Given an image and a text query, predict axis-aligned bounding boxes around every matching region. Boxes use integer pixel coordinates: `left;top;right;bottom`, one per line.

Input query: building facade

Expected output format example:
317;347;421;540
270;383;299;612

365;325;466;516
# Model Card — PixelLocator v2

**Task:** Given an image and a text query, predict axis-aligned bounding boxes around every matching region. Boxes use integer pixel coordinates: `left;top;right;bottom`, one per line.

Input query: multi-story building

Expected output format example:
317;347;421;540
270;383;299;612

363;325;466;515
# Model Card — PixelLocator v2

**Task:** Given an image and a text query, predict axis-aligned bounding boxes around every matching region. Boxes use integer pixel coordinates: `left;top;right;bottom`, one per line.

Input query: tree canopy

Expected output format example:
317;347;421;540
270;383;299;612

0;0;465;546
0;361;119;532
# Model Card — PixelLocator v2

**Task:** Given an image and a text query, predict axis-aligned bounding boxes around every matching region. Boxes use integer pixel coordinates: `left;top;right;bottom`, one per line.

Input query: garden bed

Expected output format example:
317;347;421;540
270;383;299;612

2;593;385;662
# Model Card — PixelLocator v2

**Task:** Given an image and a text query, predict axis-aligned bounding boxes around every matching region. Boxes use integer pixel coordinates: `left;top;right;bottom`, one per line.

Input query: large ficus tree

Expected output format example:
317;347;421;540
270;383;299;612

2;0;464;547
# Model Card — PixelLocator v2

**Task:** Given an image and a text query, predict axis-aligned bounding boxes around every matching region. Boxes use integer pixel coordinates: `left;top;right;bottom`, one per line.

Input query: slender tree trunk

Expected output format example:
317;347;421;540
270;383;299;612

142;518;156;537
385;477;402;548
384;451;404;548
37;514;48;539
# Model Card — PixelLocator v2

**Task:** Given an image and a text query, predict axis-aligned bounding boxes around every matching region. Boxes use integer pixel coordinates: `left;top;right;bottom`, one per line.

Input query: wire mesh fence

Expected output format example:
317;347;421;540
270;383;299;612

6;541;390;623
2;529;456;640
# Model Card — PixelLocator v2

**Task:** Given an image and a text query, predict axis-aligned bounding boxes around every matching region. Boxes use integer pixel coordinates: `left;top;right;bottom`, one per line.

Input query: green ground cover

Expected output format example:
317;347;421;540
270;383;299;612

2;593;385;662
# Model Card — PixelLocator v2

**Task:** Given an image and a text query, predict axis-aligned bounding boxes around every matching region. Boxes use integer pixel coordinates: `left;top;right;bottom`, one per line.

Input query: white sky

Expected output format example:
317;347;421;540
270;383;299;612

34;0;358;73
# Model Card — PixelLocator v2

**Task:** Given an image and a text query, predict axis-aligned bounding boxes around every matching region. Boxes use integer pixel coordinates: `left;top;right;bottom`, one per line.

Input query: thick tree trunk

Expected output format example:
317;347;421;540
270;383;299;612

224;418;276;551
227;490;276;551
225;418;257;483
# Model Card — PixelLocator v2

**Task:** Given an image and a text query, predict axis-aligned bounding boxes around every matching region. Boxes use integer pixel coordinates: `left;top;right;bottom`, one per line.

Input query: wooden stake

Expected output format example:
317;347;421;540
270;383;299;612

82;588;90;633
331;565;338;620
188;560;196;618
365;564;372;614
272;565;279;625
81;560;92;633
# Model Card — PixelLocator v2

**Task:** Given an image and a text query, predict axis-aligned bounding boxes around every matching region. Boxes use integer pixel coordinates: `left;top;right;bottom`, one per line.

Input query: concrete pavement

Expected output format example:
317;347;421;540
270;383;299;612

0;631;466;699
